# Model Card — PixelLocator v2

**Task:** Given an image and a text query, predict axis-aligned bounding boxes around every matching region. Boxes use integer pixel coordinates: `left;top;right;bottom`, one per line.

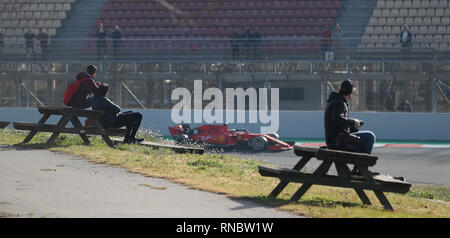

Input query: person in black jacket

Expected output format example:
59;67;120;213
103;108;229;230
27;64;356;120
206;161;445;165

91;83;144;143
96;23;107;60
324;80;376;174
251;27;262;60
112;25;122;57
400;25;412;53
230;28;240;60
243;27;252;60
0;28;4;54
24;28;36;58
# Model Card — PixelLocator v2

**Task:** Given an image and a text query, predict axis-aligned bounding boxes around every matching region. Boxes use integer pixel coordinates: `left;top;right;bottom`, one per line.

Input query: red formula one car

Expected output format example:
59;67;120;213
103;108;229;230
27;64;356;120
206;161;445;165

169;124;294;152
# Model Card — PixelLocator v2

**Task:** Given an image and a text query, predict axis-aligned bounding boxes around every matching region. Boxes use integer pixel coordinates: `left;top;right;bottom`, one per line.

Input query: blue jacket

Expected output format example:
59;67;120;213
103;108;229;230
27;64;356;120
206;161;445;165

91;95;121;127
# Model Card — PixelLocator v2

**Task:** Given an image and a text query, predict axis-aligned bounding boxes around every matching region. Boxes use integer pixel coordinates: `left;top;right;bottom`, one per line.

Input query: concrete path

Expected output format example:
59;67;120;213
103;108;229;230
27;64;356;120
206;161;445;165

0;146;299;218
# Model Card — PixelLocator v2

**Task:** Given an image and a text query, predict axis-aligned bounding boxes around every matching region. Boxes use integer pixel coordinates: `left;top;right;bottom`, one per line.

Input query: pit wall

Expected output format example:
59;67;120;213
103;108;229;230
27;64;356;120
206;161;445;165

1;108;449;141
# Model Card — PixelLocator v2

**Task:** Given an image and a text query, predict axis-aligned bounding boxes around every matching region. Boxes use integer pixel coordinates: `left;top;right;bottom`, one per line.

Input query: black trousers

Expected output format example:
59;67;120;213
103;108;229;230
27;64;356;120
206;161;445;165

112;112;142;140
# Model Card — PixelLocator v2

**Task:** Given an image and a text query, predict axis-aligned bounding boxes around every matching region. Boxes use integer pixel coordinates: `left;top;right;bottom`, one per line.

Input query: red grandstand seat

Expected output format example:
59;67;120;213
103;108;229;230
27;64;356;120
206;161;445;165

239;1;247;8
285;9;295;17
306;1;316;8
263;1;272;9
274;1;281;8
248;18;256;26
248;1;256;8
255;18;263;26
266;9;279;17
311;9;320;17
255;1;264;9
329;9;338;17
281;18;290;26
332;0;342;8
319;9;329;17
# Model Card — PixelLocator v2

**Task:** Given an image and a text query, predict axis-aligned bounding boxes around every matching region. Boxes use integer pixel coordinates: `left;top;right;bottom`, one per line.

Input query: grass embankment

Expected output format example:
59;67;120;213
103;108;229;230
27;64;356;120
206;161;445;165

0;129;449;218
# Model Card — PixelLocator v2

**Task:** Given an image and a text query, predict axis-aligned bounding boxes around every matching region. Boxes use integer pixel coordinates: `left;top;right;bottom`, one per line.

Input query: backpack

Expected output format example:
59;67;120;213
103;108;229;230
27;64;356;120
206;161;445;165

63;74;88;106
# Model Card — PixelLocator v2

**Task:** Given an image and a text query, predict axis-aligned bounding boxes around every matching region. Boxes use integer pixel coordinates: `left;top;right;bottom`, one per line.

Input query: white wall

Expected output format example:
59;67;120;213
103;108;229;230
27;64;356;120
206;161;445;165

1;108;449;141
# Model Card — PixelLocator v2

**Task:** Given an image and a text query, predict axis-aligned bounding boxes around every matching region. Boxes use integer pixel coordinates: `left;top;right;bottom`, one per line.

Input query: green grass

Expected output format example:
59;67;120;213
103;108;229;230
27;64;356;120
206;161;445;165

1;128;449;218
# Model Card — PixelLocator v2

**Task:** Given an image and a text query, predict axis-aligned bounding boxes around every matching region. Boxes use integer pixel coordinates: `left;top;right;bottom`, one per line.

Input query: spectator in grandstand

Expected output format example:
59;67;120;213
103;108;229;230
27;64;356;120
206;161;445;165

251;27;262;60
321;25;332;56
24;28;36;58
0;28;3;54
230;28;240;60
37;29;49;60
397;97;412;112
333;24;344;58
324;80;376;175
400;25;413;53
244;27;252;60
91;83;144;144
384;94;397;112
68;65;100;109
112;25;122;57
96;23;107;60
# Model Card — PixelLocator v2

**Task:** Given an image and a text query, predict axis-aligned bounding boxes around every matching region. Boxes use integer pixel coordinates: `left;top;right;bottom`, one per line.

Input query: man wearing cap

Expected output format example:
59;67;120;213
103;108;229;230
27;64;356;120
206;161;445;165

324;80;376;174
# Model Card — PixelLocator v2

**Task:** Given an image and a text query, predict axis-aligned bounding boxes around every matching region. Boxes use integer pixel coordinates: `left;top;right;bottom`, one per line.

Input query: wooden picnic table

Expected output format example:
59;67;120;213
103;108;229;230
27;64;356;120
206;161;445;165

13;106;126;148
258;145;411;210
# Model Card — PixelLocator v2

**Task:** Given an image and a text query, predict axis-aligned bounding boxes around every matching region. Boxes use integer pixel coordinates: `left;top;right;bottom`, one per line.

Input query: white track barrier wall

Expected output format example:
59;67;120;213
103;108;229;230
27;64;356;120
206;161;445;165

1;108;449;141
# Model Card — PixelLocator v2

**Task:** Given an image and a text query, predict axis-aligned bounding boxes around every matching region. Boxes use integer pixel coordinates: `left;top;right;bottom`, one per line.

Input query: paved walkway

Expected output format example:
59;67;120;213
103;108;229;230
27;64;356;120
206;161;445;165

0;146;299;218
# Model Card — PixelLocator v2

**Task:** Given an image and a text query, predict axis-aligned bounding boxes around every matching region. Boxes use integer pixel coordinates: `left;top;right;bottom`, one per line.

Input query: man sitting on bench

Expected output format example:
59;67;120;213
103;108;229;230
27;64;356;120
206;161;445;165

91;83;144;144
324;80;376;174
68;65;100;109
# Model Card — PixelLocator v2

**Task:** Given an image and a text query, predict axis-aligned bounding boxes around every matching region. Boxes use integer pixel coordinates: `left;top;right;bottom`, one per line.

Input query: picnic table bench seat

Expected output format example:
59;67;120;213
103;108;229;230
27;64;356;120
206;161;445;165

13;122;127;137
0;121;10;129
259;145;412;210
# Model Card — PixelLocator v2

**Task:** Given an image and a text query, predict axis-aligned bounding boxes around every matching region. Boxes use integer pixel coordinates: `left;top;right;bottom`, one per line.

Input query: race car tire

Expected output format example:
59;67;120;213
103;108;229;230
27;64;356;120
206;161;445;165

267;133;280;140
251;136;268;152
175;134;189;144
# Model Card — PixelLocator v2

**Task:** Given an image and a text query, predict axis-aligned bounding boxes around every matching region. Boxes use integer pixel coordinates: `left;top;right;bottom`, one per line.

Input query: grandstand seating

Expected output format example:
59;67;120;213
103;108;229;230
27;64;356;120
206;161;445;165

0;0;76;54
87;0;344;52
360;0;450;51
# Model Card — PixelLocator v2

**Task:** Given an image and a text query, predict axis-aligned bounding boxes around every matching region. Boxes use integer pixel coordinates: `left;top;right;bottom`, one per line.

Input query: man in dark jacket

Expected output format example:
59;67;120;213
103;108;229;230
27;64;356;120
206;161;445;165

324;80;376;174
68;65;99;108
400;25;412;53
91;83;144;143
243;28;252;60
251;27;262;60
37;28;48;60
24;28;36;58
230;28;240;60
112;25;122;57
0;28;4;54
96;23;107;60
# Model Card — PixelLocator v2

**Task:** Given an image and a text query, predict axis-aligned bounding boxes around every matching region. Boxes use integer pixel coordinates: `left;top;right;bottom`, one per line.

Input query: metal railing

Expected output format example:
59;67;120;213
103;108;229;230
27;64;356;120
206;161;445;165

1;37;448;62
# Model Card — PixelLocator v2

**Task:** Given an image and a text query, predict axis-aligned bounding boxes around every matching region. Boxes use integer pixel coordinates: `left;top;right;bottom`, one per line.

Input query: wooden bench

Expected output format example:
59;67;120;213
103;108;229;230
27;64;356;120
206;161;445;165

13;106;126;148
0;121;10;129
258;145;411;210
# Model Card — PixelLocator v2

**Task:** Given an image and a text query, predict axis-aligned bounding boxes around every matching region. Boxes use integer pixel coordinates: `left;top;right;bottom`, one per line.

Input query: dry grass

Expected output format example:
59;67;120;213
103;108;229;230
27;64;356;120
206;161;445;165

1;129;449;218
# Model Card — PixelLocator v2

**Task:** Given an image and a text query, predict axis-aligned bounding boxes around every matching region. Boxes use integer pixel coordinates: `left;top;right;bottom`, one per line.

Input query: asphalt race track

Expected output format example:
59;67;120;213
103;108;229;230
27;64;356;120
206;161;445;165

228;146;450;186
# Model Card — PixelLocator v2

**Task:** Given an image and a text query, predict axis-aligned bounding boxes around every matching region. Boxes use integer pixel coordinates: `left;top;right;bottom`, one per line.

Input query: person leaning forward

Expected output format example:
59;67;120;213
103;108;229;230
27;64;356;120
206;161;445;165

324;80;376;175
68;65;100;109
91;83;144;144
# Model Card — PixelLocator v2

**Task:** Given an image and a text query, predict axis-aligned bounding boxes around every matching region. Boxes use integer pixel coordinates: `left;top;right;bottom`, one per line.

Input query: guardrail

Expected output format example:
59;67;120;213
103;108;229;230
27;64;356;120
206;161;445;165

0;37;447;62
